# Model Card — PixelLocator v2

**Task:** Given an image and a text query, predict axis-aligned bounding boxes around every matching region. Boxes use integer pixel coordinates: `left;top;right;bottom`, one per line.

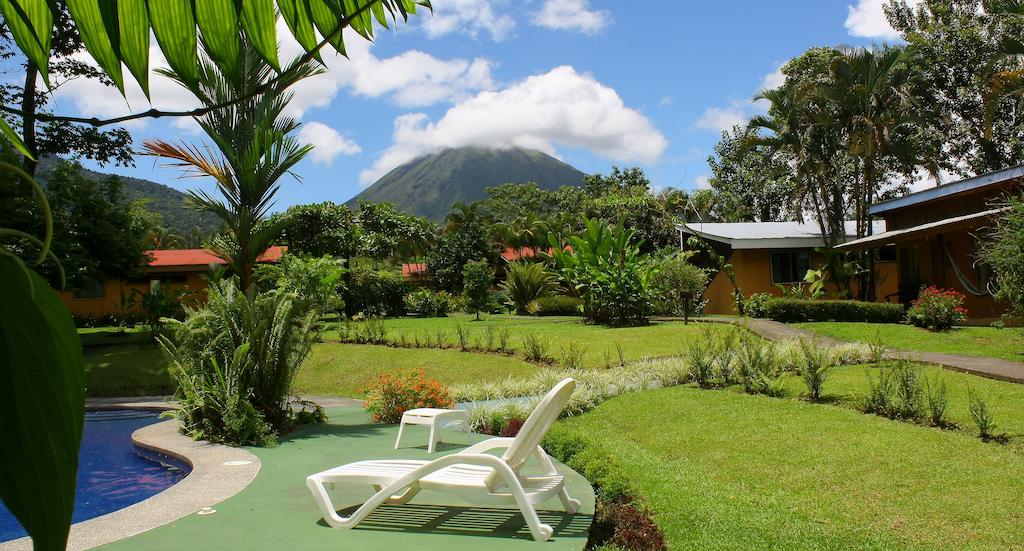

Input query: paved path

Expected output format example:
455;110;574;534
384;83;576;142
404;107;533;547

86;395;362;410
694;316;1024;384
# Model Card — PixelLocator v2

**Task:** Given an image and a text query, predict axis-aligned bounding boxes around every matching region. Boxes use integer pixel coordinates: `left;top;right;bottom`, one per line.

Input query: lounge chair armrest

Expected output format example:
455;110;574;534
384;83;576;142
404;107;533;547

459;437;516;455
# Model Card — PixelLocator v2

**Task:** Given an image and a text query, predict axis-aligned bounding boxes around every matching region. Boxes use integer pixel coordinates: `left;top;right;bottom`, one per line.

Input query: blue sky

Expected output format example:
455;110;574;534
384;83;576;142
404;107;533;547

53;0;906;213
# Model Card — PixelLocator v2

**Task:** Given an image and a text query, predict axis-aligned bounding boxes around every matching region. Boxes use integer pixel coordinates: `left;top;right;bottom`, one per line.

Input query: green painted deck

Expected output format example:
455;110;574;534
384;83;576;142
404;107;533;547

101;407;595;550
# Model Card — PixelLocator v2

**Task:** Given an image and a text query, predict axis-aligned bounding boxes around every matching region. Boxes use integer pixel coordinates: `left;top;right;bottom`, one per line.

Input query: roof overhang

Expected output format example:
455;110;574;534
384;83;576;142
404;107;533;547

679;224;827;250
870;165;1024;216
836;208;1008;250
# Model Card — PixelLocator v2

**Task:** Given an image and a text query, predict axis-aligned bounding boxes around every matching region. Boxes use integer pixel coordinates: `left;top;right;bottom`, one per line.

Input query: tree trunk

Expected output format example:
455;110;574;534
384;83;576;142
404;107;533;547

20;61;39;176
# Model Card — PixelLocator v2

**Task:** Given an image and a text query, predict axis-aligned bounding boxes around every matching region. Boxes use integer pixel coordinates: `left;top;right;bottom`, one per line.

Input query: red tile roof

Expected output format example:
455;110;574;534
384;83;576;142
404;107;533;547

402;262;428;277
146;246;286;268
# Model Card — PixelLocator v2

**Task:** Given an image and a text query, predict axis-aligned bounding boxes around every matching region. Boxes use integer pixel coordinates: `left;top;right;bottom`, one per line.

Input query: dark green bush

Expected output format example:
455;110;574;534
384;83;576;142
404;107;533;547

404;289;456;317
743;292;775;318
534;295;582;316
345;266;407;316
764;298;904;323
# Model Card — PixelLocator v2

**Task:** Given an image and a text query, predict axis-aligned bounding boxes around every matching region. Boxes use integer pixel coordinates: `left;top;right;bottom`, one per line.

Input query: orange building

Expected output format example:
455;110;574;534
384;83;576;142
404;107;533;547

839;165;1023;323
678;221;898;315
60;246;285;319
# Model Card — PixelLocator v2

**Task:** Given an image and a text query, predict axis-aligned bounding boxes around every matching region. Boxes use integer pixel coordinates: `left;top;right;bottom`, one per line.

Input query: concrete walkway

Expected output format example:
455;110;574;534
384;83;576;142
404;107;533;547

696;317;1024;384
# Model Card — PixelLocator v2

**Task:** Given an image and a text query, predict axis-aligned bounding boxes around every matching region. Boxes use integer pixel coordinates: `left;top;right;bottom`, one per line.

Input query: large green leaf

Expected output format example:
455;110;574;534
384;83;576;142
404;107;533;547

0;118;34;159
65;0;124;93
147;0;200;89
279;0;321;62
240;0;281;72
117;0;150;97
0;0;53;86
309;0;347;56
195;0;242;82
0;256;84;551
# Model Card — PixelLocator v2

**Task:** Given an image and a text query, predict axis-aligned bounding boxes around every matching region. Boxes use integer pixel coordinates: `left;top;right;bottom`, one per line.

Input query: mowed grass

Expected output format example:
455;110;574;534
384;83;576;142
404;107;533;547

553;385;1024;550
292;343;539;397
341;314;716;368
796;322;1024;363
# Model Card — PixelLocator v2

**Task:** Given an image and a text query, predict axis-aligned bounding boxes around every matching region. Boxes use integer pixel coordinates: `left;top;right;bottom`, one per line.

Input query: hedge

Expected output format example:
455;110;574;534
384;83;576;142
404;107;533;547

763;298;904;323
535;295;582;316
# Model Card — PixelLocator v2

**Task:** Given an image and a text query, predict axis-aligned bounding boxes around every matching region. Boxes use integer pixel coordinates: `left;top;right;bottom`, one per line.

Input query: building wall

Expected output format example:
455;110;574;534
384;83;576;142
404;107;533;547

701;249;899;315
59;271;209;320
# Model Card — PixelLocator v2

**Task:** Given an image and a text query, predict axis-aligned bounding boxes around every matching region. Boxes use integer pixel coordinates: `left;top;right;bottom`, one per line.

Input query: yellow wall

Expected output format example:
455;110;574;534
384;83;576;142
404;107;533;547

59;272;209;319
700;249;899;315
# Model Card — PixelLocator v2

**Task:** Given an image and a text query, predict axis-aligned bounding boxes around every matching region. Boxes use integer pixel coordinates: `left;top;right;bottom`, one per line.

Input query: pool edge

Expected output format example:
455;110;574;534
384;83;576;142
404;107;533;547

0;419;261;551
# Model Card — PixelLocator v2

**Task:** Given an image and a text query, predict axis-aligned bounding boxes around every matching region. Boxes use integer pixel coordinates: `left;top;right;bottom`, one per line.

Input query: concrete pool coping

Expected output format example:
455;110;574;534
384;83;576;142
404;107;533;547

0;418;261;551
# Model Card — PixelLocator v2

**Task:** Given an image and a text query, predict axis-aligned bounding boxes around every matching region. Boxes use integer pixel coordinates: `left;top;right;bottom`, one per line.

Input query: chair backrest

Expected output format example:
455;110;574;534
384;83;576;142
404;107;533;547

485;378;576;489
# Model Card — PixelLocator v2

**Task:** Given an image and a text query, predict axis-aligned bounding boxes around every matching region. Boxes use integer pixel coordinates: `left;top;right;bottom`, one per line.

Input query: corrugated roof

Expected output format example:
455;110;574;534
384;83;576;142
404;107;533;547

836;208;1008;250
678;221;884;249
146;246;285;268
870;164;1024;216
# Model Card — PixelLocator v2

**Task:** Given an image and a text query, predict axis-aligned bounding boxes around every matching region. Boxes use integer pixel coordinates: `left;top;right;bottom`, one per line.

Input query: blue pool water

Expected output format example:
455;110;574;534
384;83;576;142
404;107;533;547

0;409;190;542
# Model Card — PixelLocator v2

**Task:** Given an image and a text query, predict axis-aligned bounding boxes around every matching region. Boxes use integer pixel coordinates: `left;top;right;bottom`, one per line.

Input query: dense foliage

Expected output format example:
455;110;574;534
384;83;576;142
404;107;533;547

764;298;905;323
275;202;359;259
461;259;493;320
361;369;454;424
345;264;407;317
907;286;968;330
256;254;346;318
160;279;320;446
549;219;659;326
981;195;1024;322
651;255;708;321
404;289;457;317
499;261;555;314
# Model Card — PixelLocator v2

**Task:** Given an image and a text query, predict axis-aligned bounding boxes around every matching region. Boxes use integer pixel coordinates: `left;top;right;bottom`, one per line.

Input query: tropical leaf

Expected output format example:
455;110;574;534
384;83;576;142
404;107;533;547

117;0;150;97
240;0;280;72
0;255;84;551
279;0;321;62
65;0;124;93
0;118;33;159
0;0;53;86
195;0;242;83
147;0;200;89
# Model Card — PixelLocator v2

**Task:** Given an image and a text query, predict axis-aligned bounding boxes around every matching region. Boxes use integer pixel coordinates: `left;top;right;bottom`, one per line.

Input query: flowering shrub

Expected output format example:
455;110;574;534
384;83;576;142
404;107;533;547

361;369;454;424
907;286;967;330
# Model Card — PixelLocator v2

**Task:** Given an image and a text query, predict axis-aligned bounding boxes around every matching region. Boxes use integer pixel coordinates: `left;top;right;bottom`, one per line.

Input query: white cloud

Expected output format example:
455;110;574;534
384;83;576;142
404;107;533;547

281;27;497;117
360;65;667;185
845;0;920;40
658;96;672;107
760;64;786;90
422;0;516;41
532;0;611;35
695;106;749;133
298;122;361;165
694;174;711;189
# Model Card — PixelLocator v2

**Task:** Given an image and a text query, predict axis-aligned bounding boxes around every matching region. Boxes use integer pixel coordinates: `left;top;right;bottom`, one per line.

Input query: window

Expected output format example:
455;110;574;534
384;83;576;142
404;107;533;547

73;279;106;299
770;252;810;285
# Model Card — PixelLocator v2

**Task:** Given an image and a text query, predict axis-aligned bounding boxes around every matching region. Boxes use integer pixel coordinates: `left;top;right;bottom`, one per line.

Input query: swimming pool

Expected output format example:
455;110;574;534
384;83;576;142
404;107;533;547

0;409;191;542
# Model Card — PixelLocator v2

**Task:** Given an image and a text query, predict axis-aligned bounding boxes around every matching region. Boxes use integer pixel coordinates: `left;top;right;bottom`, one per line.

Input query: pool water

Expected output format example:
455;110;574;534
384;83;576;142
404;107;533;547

0;409;190;542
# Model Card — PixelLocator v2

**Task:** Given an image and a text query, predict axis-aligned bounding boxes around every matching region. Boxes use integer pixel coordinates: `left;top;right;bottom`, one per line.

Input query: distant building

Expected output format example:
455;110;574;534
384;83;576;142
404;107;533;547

677;221;897;315
839;165;1023;322
400;246;562;283
60;246;286;320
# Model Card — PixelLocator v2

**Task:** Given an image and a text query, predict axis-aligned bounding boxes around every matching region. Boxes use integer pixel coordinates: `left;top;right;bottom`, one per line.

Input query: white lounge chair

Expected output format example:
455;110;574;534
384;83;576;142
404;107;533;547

306;378;582;542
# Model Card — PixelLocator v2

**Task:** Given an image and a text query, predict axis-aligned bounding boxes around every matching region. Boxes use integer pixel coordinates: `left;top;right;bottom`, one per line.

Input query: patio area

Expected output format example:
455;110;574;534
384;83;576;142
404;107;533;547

99;406;595;551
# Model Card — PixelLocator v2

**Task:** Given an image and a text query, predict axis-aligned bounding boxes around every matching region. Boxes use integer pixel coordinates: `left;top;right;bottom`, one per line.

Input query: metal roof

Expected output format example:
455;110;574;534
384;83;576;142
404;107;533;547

836;208;1008;250
676;221;884;250
870;164;1024;216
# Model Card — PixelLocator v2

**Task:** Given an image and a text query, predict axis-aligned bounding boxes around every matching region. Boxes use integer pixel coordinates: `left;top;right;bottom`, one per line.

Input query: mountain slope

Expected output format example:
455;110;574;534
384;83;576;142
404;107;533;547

35;156;222;235
350;147;586;220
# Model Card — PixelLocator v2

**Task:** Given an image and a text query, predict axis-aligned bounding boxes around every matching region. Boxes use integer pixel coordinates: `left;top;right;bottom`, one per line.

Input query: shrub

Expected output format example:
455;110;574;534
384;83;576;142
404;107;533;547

345;265;407;317
255;254;346;316
361;369;454;424
651;256;707;321
548;218;658;326
404;289;456;317
685;328;718;388
500;261;555;314
521;332;552;363
924;375;948;427
338;317;388;344
736;336;780;395
534;295;582;316
907;286;967;330
743;292;775;318
559;340;586;370
797;339;833;401
499;418;526;437
968;388;997;441
593;501;667;551
980;194;1024;322
462;259;494;320
160;279;319;446
764;298;904;323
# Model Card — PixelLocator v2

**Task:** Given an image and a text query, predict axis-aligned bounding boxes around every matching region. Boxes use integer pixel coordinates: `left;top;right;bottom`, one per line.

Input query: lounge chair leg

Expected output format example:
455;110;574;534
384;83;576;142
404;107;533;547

394;422;405;450
428;422;438;453
558;486;581;515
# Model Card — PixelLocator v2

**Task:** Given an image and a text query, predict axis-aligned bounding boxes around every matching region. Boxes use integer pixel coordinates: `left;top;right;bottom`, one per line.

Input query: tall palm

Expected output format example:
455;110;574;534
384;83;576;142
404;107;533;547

444;200;490;232
143;44;320;291
984;1;1024;139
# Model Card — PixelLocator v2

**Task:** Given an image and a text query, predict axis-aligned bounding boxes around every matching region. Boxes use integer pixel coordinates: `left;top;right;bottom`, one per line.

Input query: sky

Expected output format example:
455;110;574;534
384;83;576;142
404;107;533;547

47;0;914;213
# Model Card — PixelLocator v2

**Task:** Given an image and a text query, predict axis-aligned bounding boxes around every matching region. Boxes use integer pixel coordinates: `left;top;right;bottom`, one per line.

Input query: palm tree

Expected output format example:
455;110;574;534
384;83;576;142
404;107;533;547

984;2;1024;139
444;200;490;232
143;43;320;291
145;227;186;250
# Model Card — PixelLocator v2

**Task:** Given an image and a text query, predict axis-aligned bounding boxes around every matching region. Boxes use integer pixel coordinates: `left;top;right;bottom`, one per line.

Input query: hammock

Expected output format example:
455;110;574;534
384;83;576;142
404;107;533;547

940;241;992;297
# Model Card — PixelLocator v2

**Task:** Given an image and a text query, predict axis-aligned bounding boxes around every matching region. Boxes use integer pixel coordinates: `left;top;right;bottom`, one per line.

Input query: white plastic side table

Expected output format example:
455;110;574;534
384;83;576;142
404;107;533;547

394;408;471;453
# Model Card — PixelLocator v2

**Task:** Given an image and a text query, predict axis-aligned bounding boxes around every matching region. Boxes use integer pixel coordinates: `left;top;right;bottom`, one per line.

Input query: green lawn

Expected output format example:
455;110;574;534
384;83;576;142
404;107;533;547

796;322;1024;363
344;314;717;368
552;384;1024;550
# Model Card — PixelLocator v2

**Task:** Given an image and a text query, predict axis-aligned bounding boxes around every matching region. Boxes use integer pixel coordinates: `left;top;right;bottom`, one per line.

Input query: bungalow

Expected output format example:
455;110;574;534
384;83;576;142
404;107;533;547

838;165;1024;322
60;246;286;319
677;221;898;315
